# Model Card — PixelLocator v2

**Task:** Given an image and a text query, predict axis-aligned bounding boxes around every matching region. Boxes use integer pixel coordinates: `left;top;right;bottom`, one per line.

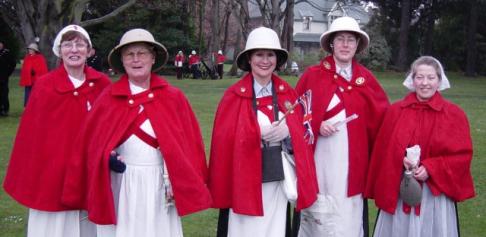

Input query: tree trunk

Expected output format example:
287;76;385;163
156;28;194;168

465;0;478;77
281;0;295;72
228;29;242;76
394;0;411;71
208;0;220;67
221;1;232;52
422;1;435;55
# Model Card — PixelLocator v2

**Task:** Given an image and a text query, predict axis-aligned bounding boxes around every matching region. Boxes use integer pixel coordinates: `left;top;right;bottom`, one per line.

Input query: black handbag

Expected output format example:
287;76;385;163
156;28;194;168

261;145;284;182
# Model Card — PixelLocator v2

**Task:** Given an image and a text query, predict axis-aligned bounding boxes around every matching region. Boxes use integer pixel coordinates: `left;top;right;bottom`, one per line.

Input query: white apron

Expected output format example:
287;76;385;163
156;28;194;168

227;104;289;237
373;185;458;237
96;118;182;237
299;94;364;237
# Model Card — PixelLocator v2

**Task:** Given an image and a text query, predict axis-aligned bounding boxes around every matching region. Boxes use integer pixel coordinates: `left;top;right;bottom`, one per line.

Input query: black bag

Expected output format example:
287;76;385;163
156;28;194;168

261;145;284;182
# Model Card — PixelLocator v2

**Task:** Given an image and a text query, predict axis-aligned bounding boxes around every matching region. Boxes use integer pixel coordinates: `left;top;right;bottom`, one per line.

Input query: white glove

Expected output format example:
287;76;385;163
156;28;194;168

262;121;289;143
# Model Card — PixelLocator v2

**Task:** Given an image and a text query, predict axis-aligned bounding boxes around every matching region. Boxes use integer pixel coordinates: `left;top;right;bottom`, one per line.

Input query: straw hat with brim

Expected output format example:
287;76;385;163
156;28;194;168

108;28;168;73
320;16;369;54
27;43;39;52
236;27;288;71
52;25;91;57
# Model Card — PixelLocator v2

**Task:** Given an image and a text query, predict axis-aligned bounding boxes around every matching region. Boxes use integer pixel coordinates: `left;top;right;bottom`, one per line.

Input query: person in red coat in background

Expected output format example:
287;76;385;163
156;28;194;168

3;25;111;237
19;43;48;106
209;26;318;237
294;16;389;237
61;29;211;237
188;50;201;79
174;50;185;79
365;56;475;237
216;49;226;79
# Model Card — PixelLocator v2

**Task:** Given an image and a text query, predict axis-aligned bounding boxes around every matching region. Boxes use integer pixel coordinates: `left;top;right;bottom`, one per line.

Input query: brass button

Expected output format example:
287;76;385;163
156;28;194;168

148;93;154;98
128;99;134;105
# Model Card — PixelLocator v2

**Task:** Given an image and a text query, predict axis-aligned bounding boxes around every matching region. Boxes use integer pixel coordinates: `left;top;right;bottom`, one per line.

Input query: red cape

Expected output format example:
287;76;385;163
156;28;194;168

19;53;49;86
365;92;475;214
62;74;211;224
3;65;111;211
209;73;318;216
295;56;389;197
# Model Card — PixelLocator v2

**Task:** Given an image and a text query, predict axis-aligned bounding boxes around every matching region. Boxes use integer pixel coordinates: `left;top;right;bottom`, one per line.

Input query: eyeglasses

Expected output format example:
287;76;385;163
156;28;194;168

61;41;88;50
333;36;358;46
122;50;152;61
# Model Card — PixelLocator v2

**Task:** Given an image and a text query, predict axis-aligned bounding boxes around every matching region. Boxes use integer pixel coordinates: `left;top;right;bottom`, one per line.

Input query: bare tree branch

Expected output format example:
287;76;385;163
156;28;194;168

80;0;136;27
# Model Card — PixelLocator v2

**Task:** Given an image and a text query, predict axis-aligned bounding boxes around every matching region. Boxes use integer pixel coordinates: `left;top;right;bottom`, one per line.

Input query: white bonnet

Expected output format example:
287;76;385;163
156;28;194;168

402;56;451;91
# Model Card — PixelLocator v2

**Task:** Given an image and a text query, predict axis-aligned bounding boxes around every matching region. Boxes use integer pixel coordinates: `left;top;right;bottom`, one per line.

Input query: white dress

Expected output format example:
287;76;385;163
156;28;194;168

27;209;95;237
373;185;458;237
97;83;182;237
27;77;96;237
299;93;364;237
227;84;289;237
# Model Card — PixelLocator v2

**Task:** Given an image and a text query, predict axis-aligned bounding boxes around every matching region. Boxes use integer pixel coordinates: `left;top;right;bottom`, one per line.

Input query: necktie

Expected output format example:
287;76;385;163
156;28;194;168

339;68;350;81
258;87;271;97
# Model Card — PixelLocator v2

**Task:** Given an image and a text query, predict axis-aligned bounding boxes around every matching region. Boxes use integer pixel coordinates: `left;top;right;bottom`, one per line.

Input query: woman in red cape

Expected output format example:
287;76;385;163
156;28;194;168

3;25;110;237
294;17;389;237
209;27;318;237
19;42;48;106
61;29;211;237
365;56;475;237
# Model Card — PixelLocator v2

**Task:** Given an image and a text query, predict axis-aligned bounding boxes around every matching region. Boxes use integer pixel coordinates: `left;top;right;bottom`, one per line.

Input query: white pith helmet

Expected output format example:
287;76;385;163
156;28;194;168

236;27;288;71
27;43;40;52
320;16;369;54
108;28;168;73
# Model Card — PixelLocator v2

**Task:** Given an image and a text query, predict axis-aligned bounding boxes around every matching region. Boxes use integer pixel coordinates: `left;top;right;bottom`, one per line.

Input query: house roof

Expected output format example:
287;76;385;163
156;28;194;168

293;32;321;43
294;1;335;22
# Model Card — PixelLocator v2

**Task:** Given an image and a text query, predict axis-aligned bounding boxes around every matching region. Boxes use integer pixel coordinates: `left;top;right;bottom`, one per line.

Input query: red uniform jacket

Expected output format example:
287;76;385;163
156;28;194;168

61;74;212;224
189;54;200;65
175;54;185;66
3;65;111;211
365;92;475;214
209;73;318;216
19;53;48;86
216;54;226;64
295;56;389;197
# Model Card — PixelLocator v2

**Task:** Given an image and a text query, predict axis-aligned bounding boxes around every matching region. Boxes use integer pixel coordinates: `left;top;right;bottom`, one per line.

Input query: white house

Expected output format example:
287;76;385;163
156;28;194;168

293;0;370;57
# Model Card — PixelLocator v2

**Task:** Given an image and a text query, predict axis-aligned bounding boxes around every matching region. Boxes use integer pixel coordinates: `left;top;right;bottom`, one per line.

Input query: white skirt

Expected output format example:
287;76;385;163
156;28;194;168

28;209;95;237
228;182;288;237
373;185;458;237
299;95;363;237
97;121;182;237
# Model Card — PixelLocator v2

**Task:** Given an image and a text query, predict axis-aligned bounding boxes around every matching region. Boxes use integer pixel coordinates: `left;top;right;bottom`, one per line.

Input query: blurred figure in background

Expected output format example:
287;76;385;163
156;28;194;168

0;40;17;116
189;50;201;79
216;49;226;79
174;50;185;79
87;46;103;72
19;43;48;106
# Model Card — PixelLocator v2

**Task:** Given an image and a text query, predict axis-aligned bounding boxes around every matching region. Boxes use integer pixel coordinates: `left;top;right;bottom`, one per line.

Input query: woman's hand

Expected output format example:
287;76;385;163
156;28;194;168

319;121;338;137
413;165;429;182
261;121;289;143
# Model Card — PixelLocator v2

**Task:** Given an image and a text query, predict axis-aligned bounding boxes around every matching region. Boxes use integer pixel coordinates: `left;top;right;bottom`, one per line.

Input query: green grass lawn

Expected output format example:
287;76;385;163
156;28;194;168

1;71;485;236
